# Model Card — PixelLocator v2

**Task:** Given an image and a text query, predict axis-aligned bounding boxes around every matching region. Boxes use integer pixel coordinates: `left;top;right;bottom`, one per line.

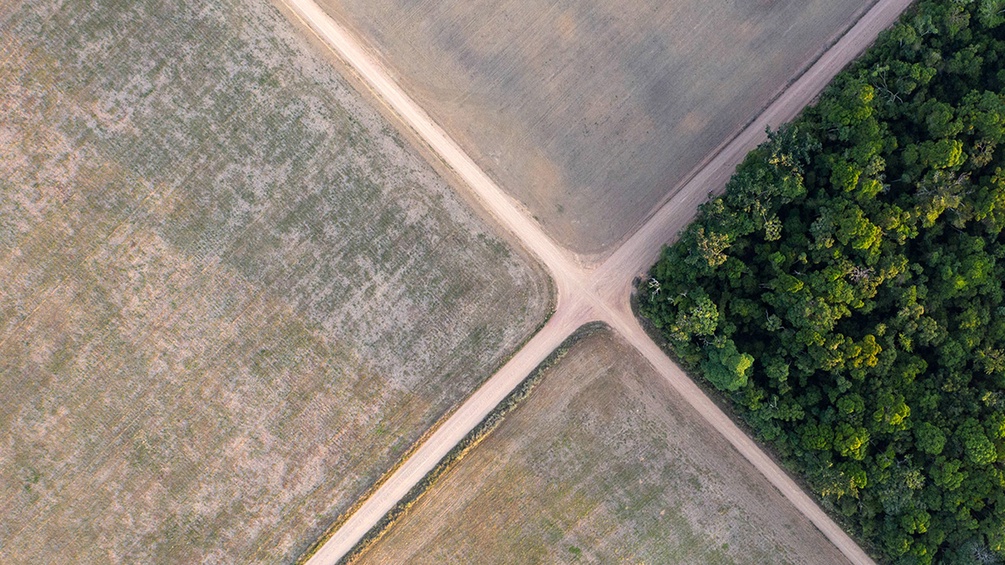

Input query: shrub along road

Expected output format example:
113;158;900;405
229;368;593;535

281;0;914;562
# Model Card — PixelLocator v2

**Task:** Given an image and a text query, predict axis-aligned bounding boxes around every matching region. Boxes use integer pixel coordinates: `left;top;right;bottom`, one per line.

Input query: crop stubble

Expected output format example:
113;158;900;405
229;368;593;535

0;0;548;562
359;330;847;564
317;0;873;255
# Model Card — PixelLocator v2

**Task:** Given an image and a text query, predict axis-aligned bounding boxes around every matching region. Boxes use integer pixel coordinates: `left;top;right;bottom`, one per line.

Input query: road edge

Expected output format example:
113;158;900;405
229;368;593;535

295;322;608;565
581;0;887;266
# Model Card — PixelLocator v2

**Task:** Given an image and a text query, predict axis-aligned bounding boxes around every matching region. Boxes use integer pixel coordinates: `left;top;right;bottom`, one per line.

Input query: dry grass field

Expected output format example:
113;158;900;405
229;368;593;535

359;330;846;564
0;0;550;562
317;0;873;255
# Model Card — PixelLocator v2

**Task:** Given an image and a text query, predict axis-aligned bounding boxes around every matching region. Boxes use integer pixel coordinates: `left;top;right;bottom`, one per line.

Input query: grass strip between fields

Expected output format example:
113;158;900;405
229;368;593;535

297;321;606;565
292;308;559;564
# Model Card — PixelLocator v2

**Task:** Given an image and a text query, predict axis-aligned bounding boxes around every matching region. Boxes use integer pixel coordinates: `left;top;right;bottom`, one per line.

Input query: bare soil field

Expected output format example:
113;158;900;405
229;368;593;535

317;0;874;256
0;1;549;562
359;330;847;564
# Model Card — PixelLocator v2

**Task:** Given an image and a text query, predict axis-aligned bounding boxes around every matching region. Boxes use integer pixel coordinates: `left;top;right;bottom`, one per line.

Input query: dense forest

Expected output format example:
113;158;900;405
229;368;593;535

641;1;1005;562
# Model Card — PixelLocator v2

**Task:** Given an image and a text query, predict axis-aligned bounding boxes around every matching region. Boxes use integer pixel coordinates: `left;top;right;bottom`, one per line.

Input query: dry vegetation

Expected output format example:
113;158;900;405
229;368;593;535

359;330;846;564
318;0;874;255
0;0;549;562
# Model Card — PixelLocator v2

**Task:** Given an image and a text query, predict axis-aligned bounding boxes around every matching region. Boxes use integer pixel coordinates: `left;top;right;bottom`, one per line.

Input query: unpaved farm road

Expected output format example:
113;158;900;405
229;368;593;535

282;0;914;563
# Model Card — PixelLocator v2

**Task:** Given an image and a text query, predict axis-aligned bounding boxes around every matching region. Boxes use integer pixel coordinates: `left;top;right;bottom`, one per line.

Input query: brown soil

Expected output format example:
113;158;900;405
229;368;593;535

360;331;849;564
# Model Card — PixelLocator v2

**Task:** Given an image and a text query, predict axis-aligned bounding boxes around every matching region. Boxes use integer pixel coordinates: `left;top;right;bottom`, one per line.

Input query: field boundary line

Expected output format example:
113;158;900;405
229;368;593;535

275;0;580;282
290;301;556;564
587;0;885;267
315;323;607;565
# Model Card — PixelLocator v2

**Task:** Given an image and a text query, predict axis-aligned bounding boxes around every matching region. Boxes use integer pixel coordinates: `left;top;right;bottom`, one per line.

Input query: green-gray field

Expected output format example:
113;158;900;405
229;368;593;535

318;0;873;255
359;330;846;564
0;0;549;562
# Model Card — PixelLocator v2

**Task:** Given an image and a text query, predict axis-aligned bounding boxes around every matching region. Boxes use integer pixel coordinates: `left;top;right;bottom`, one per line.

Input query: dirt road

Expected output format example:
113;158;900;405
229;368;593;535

283;0;914;562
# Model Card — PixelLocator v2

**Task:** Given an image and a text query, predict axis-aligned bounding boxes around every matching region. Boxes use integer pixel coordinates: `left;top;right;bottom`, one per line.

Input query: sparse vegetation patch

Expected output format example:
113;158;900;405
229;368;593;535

0;0;548;562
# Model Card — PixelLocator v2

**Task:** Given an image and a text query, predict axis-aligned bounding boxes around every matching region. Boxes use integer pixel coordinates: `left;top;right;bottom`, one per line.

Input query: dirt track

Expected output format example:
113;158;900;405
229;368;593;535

283;0;915;563
360;330;850;564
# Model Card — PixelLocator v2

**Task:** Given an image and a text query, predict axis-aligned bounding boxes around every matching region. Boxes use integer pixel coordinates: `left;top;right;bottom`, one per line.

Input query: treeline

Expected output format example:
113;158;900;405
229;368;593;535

641;1;1005;562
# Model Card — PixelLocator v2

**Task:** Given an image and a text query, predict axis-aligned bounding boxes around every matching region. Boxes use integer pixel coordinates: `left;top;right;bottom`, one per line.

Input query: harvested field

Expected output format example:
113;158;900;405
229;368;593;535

0;0;549;562
317;0;873;255
359;330;847;564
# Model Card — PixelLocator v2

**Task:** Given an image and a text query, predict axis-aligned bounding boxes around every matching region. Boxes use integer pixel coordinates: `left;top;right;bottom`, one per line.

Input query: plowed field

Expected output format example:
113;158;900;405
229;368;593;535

318;0;873;255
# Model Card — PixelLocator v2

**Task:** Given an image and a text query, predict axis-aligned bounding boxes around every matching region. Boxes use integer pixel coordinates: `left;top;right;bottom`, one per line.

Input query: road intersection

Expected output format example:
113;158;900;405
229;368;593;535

281;0;915;562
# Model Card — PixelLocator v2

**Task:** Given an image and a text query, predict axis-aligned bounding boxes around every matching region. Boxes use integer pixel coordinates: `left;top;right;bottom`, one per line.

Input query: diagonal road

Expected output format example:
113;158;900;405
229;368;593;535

281;0;915;563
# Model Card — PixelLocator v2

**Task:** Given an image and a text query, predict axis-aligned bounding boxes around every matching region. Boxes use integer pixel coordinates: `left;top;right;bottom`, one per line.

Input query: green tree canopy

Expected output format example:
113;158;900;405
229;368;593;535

640;2;1005;560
